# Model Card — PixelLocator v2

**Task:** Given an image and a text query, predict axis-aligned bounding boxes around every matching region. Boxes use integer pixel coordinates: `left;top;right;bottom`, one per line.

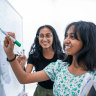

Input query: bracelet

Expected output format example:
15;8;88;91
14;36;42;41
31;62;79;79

7;54;16;62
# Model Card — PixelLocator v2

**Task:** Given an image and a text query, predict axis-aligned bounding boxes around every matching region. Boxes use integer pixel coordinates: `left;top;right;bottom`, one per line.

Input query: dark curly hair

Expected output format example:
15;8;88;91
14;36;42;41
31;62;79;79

64;21;96;71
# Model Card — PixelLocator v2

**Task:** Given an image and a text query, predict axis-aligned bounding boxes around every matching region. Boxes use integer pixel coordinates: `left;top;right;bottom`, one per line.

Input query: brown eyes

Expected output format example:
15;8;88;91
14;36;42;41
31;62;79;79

65;34;75;39
70;35;75;39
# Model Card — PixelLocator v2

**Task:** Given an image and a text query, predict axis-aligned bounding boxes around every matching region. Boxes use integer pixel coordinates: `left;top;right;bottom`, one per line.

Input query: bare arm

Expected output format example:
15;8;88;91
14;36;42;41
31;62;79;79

3;33;50;84
9;58;49;84
25;64;34;73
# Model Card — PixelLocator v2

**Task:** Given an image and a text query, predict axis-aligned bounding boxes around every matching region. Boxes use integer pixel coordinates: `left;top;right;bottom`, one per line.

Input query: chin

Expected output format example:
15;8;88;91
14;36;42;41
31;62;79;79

65;52;72;55
42;46;49;49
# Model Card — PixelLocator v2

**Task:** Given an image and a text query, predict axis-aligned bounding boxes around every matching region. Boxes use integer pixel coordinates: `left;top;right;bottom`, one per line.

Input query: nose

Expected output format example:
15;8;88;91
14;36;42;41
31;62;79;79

64;37;70;44
42;36;48;41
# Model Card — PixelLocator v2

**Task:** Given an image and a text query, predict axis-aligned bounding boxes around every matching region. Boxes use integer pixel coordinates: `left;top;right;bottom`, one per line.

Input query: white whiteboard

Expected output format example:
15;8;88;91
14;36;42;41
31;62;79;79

0;0;24;96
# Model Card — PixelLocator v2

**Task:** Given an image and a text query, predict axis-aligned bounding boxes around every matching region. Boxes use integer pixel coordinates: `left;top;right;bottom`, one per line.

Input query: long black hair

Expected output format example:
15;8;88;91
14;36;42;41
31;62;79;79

64;21;96;71
29;25;64;60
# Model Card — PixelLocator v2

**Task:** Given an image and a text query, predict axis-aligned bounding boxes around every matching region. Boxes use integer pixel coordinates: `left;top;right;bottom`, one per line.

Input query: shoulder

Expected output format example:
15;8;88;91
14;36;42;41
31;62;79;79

28;53;34;58
91;71;96;81
54;60;68;70
44;60;69;81
46;60;68;71
55;60;68;66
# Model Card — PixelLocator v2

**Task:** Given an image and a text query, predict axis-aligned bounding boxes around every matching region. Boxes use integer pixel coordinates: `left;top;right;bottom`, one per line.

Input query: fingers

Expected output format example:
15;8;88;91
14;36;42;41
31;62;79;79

4;36;9;47
4;32;15;47
7;35;14;46
23;55;27;60
17;55;27;62
17;55;27;69
7;32;16;39
4;36;13;48
17;56;21;63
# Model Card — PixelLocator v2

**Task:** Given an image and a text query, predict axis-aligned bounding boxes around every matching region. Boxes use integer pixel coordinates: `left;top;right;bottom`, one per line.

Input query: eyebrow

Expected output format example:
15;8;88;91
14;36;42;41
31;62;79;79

39;33;52;35
66;32;74;35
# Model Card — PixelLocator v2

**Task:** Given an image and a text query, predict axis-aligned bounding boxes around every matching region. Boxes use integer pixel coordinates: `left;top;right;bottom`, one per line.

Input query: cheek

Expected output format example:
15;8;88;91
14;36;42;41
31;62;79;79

75;42;83;52
78;42;83;49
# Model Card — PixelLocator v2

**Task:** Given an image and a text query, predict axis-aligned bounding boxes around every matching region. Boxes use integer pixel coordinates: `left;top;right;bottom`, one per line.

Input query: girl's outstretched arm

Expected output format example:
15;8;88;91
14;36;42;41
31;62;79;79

9;57;49;84
3;33;50;84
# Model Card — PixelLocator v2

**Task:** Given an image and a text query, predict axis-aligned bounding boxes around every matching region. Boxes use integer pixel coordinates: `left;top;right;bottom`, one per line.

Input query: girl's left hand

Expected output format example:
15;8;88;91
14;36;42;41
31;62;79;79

17;55;27;69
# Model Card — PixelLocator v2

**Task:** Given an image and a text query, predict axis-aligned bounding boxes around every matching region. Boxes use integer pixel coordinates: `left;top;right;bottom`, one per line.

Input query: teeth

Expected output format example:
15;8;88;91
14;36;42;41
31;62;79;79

65;46;71;48
42;42;48;45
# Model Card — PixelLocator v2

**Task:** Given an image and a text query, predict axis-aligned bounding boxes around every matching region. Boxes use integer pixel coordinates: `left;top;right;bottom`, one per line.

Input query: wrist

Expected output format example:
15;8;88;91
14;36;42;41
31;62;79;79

7;52;15;59
7;54;16;62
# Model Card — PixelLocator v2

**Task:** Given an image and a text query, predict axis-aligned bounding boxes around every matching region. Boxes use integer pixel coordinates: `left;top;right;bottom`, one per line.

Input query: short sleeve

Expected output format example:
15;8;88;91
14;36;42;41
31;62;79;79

44;60;63;82
93;71;96;82
92;71;96;89
27;54;35;65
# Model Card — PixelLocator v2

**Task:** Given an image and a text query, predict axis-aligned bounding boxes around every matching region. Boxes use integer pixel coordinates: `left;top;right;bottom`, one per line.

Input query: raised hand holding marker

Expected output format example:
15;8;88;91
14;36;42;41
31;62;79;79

0;28;21;47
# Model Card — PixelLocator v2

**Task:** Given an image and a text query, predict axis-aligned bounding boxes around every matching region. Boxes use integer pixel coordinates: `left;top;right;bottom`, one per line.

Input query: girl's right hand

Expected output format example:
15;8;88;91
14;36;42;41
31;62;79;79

3;32;15;59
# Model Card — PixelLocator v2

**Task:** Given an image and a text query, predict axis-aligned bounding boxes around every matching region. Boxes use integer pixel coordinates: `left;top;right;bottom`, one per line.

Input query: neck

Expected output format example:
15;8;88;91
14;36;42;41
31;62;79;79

68;57;87;76
43;48;54;59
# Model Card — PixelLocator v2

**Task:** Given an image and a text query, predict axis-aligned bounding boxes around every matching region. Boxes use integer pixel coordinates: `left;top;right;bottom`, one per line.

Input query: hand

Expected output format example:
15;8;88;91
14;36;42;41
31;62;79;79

17;55;27;69
3;32;15;59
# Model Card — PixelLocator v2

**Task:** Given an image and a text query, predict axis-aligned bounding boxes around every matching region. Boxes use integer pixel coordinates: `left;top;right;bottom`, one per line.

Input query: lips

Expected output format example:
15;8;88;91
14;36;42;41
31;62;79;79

42;42;48;45
65;46;72;50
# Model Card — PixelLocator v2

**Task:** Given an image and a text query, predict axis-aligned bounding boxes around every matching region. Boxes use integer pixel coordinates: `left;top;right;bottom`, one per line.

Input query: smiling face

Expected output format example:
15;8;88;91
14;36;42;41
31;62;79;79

38;27;53;49
64;26;83;56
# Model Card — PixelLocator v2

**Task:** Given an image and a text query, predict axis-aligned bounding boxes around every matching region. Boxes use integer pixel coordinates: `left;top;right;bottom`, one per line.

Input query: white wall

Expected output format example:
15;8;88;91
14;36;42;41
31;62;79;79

8;0;96;55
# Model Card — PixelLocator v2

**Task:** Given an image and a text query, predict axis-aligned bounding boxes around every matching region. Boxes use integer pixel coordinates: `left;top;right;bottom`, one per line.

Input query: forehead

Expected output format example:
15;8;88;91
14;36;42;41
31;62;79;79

66;25;81;40
67;25;74;34
39;27;52;34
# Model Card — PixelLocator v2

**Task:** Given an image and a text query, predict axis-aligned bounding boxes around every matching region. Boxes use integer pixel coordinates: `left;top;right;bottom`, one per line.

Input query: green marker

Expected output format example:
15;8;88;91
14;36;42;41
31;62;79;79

0;28;21;47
